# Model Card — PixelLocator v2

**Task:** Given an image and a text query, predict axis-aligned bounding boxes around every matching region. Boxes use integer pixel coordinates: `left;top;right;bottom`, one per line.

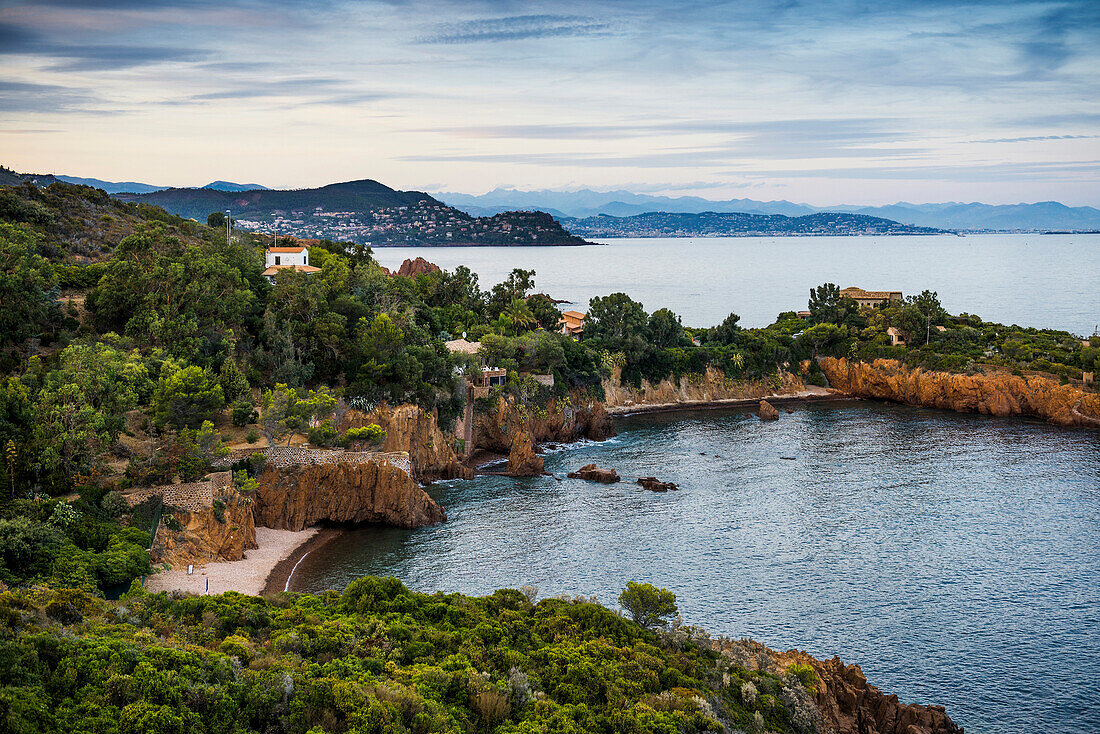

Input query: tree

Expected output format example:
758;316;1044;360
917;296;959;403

908;290;946;345
587;293;648;345
503;297;535;332
711;312;742;346
0;223;66;349
218;358;250;403
206;211;226;228
808;283;842;324
797;323;847;358
154;365;225;429
618;582;678;629
527;293;563;331
647;308;687;349
260;384;294;446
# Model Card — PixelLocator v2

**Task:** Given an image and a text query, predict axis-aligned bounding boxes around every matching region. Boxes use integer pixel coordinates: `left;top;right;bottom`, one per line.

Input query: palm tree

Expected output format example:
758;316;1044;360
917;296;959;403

503;297;535;332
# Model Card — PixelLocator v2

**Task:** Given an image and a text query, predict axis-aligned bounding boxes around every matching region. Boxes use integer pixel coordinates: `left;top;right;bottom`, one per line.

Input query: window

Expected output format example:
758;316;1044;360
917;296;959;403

275;255;281;265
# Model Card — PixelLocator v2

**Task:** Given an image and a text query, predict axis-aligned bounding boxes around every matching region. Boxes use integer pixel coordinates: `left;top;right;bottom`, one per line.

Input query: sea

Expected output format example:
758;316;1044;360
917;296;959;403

300;235;1100;733
373;233;1100;335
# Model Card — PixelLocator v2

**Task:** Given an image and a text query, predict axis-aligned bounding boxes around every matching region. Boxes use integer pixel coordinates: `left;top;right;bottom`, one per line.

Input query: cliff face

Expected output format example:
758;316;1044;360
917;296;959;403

472;394;615;454
253;458;445;531
153;491;257;567
601;366;806;412
820;357;1100;429
712;638;962;734
342;404;472;480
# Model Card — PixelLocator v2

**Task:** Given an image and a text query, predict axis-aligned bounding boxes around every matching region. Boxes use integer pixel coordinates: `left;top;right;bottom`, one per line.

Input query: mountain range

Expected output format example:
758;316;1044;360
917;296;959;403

4;171;270;195
438;188;1100;232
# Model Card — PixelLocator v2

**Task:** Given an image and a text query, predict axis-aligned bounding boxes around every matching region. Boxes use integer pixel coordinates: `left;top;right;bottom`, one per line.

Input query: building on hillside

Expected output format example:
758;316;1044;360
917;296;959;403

886;326;906;347
444;338;481;355
796;310;812;320
840;287;904;309
263;245;321;283
559;310;587;338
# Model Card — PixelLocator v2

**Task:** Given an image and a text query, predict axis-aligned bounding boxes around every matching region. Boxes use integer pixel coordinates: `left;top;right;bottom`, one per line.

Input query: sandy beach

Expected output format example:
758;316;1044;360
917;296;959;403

144;526;320;597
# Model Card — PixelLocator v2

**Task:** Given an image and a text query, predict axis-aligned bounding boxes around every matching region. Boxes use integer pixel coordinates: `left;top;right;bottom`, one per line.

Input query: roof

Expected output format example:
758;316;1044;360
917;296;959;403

267;246;308;253
262;264;321;276
841;287;903;300
561;310;586;320
444;338;481;354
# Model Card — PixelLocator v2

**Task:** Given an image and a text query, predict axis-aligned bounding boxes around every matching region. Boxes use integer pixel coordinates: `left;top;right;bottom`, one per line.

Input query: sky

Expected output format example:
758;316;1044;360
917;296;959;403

1;0;1098;205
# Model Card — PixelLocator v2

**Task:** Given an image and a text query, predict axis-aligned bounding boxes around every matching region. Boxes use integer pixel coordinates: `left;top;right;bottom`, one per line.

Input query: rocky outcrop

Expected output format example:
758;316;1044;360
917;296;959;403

820;357;1100;429
710;638;961;734
153;490;257;567
253;458;444;531
506;431;544;476
389;257;441;278
602;366;806;413
342;404;472;480
567;464;620;483
637;477;678;491
473;394;615;454
758;399;779;420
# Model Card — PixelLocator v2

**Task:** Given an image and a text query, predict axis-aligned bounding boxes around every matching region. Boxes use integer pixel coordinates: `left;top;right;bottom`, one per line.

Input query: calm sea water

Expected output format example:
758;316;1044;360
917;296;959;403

374;234;1100;335
290;402;1100;734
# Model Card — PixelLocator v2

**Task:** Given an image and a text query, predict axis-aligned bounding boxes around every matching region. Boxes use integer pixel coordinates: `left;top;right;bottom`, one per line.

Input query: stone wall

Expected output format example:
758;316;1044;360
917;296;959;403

214;446;412;476
124;471;232;512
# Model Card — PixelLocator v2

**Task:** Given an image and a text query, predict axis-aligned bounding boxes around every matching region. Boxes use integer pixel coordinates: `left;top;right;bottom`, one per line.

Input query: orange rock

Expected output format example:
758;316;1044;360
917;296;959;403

506;430;544;476
819;357;1100;429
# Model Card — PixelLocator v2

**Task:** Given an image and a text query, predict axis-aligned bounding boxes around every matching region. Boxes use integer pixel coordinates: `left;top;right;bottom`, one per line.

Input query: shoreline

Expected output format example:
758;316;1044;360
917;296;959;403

604;387;846;416
144;526;320;597
260;526;345;595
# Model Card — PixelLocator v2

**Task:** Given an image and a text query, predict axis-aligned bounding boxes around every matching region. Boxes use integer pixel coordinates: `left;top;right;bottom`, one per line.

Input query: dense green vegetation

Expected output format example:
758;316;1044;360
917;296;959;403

0;179;1096;598
0;578;821;734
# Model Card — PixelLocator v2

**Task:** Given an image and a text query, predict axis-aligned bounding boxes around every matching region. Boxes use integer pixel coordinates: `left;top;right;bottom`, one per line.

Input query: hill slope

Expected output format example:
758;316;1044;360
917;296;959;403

117;179;589;246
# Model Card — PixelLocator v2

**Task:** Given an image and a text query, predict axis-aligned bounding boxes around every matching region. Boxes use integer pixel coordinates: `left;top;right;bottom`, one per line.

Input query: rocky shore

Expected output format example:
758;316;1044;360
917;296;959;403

819;357;1100;429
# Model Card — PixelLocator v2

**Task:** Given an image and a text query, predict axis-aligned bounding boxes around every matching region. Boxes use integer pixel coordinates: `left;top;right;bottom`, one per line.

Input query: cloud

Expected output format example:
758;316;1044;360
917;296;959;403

967;135;1098;144
420;14;610;44
0;80;107;113
0;19;208;70
735;160;1100;182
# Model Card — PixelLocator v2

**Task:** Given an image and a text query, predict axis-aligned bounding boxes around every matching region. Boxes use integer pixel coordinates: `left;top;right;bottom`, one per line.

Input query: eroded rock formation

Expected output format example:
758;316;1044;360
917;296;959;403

710;637;962;734
253;458;444;531
601;365;806;412
567;464;620;483
394;257;441;278
473;394;615;454
637;477;678;491
758;399;779;420
506;430;544;476
153;491;257;567
342;404;473;480
819;357;1100;429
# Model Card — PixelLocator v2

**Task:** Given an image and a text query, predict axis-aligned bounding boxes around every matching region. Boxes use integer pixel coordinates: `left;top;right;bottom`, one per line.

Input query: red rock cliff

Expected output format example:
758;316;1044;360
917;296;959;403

473;394;615;454
342;404;472;479
819;357;1100;429
253;459;445;531
153;491;257;567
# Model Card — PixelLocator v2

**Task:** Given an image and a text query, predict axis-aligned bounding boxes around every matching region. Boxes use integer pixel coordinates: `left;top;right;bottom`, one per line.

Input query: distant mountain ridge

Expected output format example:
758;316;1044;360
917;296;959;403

440;188;1100;231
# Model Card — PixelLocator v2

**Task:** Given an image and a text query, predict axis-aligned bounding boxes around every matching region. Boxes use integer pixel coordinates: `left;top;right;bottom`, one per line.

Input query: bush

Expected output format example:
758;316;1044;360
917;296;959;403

100;491;130;518
307;421;339;447
231;399;258;427
343;423;386;447
212;499;226;523
245;429;259;444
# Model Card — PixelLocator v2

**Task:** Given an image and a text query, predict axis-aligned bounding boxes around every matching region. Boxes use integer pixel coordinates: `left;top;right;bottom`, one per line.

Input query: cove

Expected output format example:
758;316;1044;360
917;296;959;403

288;401;1100;734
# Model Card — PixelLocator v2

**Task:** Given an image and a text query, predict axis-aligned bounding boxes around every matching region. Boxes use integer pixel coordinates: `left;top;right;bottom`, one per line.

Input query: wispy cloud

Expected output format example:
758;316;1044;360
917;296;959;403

420;14;610;44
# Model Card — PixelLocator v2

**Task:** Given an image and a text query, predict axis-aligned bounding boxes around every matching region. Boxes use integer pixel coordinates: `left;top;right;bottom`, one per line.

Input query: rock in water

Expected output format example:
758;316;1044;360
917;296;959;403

758;400;779;420
567;464;621;483
637;477;678;492
506;431;544;476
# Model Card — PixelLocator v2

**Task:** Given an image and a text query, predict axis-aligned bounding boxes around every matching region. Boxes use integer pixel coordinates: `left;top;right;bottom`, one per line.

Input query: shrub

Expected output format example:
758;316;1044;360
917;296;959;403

100;491;130;518
307;421;339;447
786;664;819;695
343;423;386;447
231;399;258;427
246;429;259;444
212;499;226;523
